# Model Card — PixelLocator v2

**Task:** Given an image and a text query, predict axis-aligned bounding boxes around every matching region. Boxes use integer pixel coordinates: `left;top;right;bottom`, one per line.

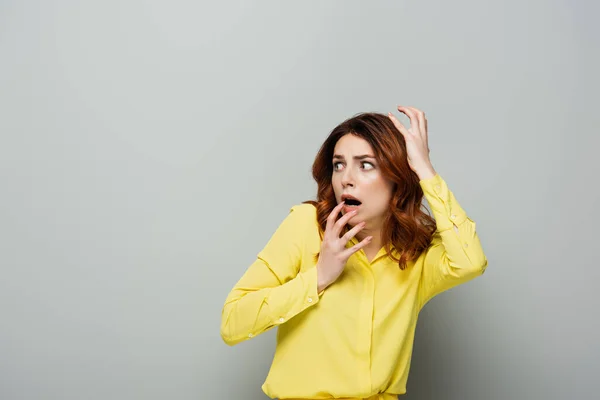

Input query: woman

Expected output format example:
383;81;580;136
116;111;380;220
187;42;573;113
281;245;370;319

220;106;488;400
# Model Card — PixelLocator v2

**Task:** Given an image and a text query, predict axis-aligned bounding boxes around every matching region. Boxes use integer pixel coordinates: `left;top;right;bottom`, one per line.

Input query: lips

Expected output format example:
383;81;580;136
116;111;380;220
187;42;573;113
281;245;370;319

341;194;362;206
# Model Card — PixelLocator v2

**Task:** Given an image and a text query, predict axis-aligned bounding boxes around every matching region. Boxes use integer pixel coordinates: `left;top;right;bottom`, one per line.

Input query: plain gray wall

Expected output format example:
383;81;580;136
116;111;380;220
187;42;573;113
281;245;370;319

1;1;598;399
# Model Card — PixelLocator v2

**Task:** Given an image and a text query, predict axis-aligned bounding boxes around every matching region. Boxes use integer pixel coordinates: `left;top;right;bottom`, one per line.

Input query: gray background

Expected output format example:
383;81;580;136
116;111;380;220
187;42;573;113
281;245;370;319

1;1;598;399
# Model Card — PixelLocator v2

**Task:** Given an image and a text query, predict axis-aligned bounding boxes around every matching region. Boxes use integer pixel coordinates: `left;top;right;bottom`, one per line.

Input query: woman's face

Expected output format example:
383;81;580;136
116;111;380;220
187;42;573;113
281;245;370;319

331;134;394;231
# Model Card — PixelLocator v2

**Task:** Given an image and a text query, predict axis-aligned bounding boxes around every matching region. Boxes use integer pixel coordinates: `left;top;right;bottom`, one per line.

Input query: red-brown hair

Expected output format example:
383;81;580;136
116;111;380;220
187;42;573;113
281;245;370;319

302;112;436;270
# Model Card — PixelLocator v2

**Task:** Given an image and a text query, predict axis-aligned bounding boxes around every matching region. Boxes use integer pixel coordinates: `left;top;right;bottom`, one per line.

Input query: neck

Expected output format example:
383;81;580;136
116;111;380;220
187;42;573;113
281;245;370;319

356;226;382;250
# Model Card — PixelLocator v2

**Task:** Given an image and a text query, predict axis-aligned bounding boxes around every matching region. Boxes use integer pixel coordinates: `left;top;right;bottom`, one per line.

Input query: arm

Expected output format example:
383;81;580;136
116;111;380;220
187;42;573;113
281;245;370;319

386;106;487;308
220;205;320;346
417;173;488;308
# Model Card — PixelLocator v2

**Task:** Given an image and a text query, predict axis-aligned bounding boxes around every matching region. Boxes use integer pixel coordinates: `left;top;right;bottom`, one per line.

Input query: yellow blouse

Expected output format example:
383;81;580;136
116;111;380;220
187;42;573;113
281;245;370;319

220;173;488;399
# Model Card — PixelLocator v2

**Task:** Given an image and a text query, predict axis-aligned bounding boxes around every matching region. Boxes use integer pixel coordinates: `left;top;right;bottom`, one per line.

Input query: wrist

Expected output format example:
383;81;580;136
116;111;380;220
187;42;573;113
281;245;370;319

416;164;436;181
317;280;329;293
316;263;331;292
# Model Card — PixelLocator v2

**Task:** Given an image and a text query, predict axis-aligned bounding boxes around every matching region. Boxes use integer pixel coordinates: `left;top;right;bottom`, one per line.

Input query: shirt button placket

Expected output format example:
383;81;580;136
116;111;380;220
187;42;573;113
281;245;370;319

357;260;375;393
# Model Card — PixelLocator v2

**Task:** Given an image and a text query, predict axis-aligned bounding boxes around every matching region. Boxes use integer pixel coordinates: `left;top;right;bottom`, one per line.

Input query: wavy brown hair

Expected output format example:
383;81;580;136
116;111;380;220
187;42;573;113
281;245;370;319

302;112;437;270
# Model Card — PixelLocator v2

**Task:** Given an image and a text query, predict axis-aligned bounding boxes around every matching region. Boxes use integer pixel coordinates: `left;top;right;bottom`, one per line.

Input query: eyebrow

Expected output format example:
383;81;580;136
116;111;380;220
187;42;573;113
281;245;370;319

332;154;376;160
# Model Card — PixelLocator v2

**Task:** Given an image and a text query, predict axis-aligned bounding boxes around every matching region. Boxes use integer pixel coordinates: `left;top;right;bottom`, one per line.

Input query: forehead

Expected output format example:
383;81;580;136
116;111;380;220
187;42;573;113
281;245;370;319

333;134;373;155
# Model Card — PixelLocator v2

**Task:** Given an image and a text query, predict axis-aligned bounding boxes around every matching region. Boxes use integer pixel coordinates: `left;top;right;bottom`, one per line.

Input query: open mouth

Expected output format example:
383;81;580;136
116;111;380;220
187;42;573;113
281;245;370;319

343;198;362;206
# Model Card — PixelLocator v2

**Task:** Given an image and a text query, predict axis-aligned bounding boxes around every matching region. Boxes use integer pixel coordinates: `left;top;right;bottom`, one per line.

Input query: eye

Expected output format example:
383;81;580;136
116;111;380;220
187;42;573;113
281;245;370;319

362;161;374;170
333;162;343;171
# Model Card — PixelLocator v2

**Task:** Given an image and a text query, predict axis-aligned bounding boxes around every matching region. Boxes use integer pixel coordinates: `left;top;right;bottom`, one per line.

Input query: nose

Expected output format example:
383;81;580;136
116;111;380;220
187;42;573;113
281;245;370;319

341;166;355;188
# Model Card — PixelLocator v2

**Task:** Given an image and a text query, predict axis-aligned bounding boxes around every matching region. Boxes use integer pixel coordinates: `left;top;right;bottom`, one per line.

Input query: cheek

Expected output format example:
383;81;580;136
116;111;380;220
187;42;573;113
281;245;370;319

331;177;342;197
363;176;393;205
362;173;386;190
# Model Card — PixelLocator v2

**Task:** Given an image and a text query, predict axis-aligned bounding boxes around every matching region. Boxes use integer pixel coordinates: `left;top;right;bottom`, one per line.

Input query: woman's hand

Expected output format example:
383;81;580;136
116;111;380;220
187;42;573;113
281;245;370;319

316;202;371;292
388;105;436;180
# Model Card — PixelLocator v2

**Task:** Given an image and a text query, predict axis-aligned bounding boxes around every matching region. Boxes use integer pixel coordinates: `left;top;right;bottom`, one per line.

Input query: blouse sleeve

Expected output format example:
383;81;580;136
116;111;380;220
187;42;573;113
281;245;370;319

220;204;321;346
417;173;488;308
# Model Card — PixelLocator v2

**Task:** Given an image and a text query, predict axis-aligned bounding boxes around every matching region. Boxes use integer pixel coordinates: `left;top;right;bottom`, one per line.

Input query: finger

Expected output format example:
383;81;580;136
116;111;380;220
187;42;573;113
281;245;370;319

332;208;358;237
412;109;429;151
397;106;419;135
425;117;429;153
407;106;426;135
340;221;366;243
340;235;373;259
325;202;346;238
387;112;410;138
417;113;428;152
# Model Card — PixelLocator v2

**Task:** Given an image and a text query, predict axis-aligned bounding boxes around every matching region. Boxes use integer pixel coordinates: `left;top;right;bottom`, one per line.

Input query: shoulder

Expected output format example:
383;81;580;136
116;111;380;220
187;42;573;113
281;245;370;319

289;202;317;217
429;230;443;245
286;203;322;252
257;204;319;262
283;203;318;231
420;231;443;257
285;203;321;238
258;204;319;255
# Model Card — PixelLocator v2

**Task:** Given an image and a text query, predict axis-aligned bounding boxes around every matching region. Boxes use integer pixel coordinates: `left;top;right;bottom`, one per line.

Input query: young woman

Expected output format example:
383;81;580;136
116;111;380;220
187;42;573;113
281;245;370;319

220;106;488;400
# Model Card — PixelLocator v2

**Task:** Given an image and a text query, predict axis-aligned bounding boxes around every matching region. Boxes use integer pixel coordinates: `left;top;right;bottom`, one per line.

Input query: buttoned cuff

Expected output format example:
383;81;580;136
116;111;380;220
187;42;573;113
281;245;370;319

271;266;320;327
301;266;321;304
419;173;468;232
